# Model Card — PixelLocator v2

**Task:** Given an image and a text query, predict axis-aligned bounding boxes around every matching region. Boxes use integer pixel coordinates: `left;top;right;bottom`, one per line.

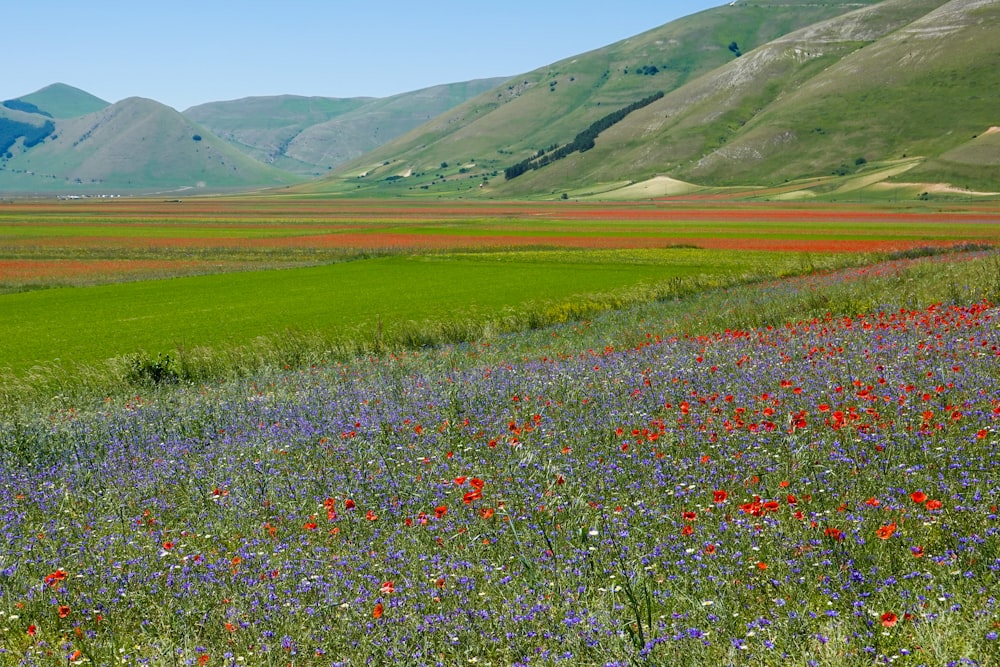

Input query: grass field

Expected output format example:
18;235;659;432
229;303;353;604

1;245;999;666
1;197;998;408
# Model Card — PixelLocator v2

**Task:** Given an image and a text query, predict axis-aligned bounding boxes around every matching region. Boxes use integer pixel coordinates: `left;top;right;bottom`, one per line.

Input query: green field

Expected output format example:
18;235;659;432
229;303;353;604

0;248;834;378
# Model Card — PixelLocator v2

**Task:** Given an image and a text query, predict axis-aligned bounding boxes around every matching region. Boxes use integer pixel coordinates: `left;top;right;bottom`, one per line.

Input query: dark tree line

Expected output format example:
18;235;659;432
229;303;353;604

0;118;56;155
504;92;664;181
2;99;53;118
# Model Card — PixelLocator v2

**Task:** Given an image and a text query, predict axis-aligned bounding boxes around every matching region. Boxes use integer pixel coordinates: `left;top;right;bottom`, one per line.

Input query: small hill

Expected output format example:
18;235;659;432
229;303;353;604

0;97;302;193
8;83;110;119
184;79;506;175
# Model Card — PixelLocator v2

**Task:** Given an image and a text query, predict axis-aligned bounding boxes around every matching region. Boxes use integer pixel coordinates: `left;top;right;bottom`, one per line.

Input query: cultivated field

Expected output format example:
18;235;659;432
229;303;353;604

0;197;999;665
2;197;998;398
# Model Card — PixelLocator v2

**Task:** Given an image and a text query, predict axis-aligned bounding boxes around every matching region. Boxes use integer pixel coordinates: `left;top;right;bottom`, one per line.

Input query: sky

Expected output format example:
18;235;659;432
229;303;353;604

4;1;721;111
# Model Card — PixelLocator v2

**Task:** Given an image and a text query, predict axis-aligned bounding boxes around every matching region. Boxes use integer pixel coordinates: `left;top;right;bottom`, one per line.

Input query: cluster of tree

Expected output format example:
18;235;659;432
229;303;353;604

633;65;660;76
504;92;664;181
728;41;742;57
0;118;56;155
2;99;52;118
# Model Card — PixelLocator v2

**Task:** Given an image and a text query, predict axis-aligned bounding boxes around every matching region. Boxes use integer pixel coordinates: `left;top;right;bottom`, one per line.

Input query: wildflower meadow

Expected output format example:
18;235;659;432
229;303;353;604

1;249;999;666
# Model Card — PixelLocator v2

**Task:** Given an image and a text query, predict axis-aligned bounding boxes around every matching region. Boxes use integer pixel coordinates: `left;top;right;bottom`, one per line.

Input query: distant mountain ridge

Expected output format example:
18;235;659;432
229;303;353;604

7;83;110;119
184;78;507;175
0;79;504;193
0;96;299;192
2;0;998;198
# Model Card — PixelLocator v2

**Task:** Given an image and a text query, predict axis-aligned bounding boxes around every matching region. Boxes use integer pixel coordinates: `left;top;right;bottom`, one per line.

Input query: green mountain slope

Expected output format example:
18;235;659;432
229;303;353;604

184;95;375;172
284;79;509;173
304;0;888;196
184;79;506;175
0;97;302;193
677;0;998;191
305;0;999;199
9;83;110;119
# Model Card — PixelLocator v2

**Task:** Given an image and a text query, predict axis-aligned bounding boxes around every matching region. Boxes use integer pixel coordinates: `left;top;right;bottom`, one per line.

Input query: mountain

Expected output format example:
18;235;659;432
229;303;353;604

5;83;110;119
184;95;375;173
0;97;301;193
184;78;507;175
304;0;999;200
4;0;997;198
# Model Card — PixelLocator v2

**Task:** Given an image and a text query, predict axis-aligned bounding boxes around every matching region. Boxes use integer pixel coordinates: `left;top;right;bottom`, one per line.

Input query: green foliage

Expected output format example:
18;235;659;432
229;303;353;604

125;352;180;385
0;118;54;154
2;99;52;117
504;92;664;180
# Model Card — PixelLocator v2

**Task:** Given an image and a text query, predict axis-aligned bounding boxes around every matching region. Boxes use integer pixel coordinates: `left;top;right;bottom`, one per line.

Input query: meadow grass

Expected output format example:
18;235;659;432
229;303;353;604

0;249;998;666
0;247;869;411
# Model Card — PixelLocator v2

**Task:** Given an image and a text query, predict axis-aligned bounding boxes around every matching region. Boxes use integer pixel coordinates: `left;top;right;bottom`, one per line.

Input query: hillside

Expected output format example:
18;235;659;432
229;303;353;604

184;79;506;175
0;97;302;193
6;83;110;119
3;0;997;198
305;0;999;200
183;95;375;173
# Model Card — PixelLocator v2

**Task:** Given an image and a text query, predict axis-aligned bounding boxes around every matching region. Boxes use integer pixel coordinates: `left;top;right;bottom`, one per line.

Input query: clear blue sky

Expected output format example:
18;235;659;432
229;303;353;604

4;1;721;111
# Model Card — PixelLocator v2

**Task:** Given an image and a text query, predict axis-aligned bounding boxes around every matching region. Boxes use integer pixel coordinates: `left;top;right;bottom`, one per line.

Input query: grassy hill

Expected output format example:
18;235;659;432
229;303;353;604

8;83;110;119
302;0;890;196
184;95;375;173
184;79;506;175
304;0;999;200
0;97;302;193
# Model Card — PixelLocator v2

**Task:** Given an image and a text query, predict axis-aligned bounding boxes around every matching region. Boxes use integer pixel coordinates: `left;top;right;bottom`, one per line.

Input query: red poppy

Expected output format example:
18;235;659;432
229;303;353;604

27;624;36;637
756;561;768;570
380;581;395;595
373;603;384;619
365;510;378;522
926;499;942;510
911;545;925;558
454;476;467;485
463;489;482;504
344;499;356;509
824;527;844;541
470;478;485;491
479;507;495;519
880;612;898;628
434;505;448;519
681;525;694;536
704;544;716;555
876;522;897;540
197;655;209;666
910;491;927;504
57;605;70;618
682;511;698;521
44;569;67;587
712;490;728;504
